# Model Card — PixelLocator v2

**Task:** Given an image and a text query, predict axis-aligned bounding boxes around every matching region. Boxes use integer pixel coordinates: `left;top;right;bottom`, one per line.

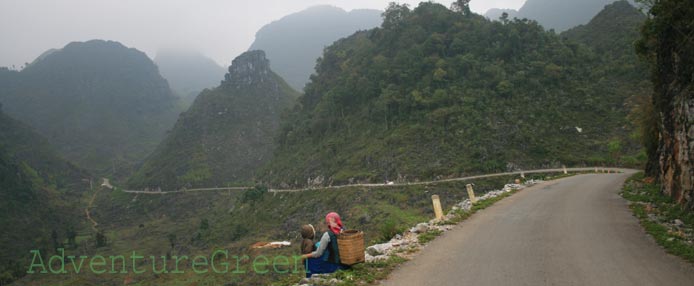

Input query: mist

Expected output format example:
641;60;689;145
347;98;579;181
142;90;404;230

0;0;525;68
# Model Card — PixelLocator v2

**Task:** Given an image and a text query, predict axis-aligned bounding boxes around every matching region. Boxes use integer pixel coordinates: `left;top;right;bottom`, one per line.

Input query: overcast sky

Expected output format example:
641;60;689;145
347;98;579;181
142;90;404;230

0;0;525;68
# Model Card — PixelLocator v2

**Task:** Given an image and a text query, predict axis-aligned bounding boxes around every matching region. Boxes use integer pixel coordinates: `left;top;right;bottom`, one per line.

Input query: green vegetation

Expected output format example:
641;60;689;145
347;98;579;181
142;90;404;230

635;0;694;210
128;51;300;190
0;107;88;285
21;171;539;285
621;173;694;262
264;2;646;187
0;40;180;177
417;229;443;244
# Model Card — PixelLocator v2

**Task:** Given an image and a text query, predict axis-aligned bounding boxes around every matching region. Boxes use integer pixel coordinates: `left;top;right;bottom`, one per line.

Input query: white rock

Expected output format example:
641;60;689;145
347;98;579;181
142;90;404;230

365;253;389;263
674;219;685;227
366;242;393;256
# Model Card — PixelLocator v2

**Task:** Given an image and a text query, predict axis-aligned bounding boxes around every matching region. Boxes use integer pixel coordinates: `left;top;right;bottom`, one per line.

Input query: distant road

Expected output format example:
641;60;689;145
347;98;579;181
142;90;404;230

112;167;619;194
381;171;694;286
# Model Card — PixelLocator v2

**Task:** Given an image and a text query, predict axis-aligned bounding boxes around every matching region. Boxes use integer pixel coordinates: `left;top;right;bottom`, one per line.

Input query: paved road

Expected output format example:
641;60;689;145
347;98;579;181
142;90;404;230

382;172;694;286
115;167;615;194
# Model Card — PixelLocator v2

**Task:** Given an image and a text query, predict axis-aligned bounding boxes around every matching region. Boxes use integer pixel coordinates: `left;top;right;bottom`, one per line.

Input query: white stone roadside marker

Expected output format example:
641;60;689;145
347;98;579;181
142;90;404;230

432;195;444;220
466;184;478;204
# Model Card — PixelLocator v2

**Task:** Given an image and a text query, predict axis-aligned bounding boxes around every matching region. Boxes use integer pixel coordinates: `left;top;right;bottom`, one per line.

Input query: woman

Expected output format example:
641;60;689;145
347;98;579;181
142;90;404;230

301;212;346;276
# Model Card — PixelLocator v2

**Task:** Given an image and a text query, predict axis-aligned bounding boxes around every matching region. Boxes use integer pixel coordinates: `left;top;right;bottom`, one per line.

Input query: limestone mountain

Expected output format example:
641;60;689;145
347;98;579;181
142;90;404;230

0;40;180;176
154;49;226;105
262;2;646;187
563;0;646;58
0;105;87;284
128;50;298;190
248;5;382;91
485;0;638;32
484;8;518;21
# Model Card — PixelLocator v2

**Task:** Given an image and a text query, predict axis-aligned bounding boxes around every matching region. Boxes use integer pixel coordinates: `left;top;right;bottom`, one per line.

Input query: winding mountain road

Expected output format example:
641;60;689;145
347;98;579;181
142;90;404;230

382;171;694;286
115;167;613;194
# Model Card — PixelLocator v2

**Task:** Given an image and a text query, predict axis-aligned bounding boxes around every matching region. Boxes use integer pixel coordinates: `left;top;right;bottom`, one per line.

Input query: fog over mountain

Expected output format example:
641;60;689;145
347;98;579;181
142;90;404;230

484;0;639;32
249;5;382;91
154;49;226;103
0;40;180;176
0;0;525;69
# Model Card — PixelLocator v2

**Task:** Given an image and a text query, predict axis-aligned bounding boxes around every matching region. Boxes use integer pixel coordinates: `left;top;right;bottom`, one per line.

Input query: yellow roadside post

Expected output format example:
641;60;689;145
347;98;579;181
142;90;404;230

563;165;568;174
432;195;444;220
466;184;478;204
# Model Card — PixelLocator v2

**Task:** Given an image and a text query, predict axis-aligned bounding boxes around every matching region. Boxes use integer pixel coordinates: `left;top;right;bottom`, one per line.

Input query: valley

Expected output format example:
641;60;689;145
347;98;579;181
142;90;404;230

1;0;692;285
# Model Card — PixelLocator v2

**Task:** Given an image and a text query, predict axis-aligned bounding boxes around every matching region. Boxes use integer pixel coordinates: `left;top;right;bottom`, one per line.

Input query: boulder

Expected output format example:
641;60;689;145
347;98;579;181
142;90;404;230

411;223;429;234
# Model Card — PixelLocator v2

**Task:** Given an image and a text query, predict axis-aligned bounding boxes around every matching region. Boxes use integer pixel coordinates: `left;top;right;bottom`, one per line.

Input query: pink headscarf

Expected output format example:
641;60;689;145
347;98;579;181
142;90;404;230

326;212;343;235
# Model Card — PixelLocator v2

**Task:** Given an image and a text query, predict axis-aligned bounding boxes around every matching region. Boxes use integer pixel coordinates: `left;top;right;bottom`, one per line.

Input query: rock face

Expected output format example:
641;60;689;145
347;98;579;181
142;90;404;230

658;85;694;210
128;50;299;190
224;50;272;86
638;0;694;211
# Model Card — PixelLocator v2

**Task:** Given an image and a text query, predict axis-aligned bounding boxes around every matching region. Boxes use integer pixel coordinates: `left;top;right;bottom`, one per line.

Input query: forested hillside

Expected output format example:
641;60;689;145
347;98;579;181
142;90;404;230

262;2;646;187
0;106;87;284
0;40;180;177
249;5;382;91
128;51;298;190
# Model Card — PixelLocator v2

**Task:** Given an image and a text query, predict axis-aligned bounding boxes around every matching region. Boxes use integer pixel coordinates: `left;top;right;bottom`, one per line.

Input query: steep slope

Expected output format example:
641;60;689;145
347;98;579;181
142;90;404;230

636;0;694;210
564;0;650;169
262;2;644;187
249;5;382;91
128;50;298;190
0;40;180;176
154;49;226;104
563;0;646;57
0;106;87;284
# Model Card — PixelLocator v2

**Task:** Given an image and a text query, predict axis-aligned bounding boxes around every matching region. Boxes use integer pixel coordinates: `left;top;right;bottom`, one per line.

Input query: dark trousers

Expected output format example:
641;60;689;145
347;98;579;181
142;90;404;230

305;257;343;278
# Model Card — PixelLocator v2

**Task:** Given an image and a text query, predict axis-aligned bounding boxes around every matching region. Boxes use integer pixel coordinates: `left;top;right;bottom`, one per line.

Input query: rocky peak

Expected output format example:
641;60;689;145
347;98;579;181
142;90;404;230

223;50;272;87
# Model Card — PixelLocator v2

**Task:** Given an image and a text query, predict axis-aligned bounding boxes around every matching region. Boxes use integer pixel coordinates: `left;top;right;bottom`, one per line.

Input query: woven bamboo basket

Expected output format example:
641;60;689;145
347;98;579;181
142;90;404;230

337;230;365;265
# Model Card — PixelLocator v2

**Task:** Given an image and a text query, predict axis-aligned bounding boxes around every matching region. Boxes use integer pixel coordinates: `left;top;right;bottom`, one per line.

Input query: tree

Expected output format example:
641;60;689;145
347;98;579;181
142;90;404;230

66;225;77;249
50;230;60;252
167;233;177;249
382;3;410;29
451;0;471;15
95;230;107;247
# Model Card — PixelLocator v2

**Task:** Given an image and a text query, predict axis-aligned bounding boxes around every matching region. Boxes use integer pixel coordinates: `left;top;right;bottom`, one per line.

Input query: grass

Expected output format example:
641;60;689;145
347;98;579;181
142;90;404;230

418;229;443;244
621;172;694;263
19;172;576;286
286;174;576;286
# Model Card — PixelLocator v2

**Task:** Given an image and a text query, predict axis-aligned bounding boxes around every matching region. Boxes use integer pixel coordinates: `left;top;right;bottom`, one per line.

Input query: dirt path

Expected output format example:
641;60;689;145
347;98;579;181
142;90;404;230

381;172;694;286
85;185;100;231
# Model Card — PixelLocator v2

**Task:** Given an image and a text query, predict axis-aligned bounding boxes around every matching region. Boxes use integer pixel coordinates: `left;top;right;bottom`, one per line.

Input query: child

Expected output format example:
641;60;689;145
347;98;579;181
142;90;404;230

300;224;316;254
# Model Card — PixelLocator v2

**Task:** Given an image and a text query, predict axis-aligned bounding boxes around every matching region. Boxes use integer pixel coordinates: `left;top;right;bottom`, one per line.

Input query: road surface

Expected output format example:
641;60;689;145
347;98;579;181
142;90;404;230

116;167;614;194
382;172;694;286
